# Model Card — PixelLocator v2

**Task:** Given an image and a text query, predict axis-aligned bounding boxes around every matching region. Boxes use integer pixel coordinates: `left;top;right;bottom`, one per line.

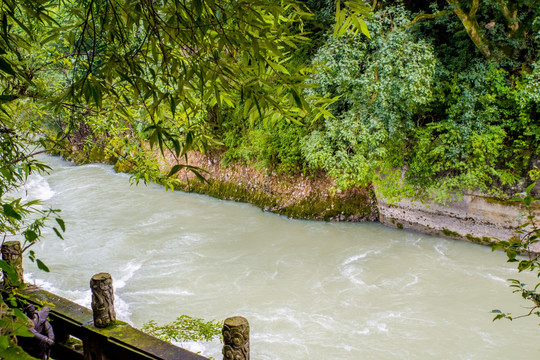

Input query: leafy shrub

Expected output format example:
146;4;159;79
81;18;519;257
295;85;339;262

142;315;222;343
221;112;308;174
303;5;540;201
303;6;436;194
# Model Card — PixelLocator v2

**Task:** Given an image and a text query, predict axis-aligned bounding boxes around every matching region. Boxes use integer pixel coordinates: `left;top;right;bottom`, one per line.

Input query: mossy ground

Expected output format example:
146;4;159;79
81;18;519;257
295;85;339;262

174;178;377;222
441;228;461;238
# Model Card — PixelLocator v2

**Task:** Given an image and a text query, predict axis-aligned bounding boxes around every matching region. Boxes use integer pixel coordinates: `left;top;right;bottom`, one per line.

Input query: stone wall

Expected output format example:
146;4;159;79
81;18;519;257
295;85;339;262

378;193;540;250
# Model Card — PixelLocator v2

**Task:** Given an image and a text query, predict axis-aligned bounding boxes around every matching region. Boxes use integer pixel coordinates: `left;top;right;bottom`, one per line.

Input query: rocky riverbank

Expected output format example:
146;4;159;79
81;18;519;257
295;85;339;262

58;144;539;246
155;151;540;248
159;150;379;222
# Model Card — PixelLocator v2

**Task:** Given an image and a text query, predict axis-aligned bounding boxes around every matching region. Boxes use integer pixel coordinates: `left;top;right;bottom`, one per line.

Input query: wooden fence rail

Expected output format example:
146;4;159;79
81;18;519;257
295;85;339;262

2;241;251;360
19;285;209;360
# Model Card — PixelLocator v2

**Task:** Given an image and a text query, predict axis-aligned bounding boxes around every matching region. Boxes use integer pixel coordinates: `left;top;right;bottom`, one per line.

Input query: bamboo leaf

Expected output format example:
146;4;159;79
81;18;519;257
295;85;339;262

36;259;50;272
56;218;66;232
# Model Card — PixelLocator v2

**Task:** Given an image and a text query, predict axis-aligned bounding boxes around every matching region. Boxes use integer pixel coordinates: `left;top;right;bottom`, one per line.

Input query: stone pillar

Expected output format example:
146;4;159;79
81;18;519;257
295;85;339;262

90;273;116;328
222;316;249;360
1;241;24;286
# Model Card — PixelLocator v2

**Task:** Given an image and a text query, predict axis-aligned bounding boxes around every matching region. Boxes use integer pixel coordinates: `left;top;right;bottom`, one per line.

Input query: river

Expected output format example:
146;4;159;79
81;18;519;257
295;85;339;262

19;155;540;359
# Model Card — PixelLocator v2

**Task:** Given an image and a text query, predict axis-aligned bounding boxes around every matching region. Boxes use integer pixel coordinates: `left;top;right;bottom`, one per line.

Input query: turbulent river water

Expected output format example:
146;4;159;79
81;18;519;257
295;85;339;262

18;155;540;359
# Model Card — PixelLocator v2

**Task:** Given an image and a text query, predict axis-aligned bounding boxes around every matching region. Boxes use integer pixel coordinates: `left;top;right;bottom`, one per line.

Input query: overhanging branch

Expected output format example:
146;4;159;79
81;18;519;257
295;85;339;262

408;10;451;27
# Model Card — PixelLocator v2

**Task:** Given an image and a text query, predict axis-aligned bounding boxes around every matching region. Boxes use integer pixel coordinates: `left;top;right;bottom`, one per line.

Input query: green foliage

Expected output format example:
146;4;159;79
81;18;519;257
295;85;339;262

303;6;437;194
222;115;308;174
0;125;65;354
302;3;540;202
0;296;35;358
142;315;223;343
492;180;540;323
0;0;344;190
0;0;364;356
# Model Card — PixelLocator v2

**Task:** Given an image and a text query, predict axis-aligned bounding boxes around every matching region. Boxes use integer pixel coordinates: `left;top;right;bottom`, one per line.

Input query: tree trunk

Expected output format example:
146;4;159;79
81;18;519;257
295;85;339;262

447;0;491;58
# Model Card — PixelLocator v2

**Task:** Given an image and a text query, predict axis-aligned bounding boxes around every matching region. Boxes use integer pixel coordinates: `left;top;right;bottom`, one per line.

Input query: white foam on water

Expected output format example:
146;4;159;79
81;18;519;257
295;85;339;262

122;288;195;297
81;164;109;169
115;261;142;289
342;250;379;266
354;328;371;335
405;237;423;248
359;311;404;335
381;311;404;319
25;273;132;323
114;294;131;322
339;250;381;288
174;340;221;359
25;273;91;308
14;174;55;202
484;273;506;283
251;331;308;352
251;308;303;328
339;263;379;289
434;243;447;256
367;319;389;333
476;330;496;346
308;313;340;331
404;274;419;288
339;265;368;286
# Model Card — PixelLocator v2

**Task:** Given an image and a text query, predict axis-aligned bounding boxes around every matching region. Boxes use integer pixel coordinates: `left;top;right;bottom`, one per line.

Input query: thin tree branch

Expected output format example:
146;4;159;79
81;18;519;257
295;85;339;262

408;10;451;27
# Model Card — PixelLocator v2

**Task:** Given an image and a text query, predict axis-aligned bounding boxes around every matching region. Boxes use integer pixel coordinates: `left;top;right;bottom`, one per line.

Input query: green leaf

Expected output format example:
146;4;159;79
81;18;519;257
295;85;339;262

167;164;184;177
170;94;176;118
24;230;38;243
0;57;15;76
0;94;18;103
53;227;64;240
2;203;21;220
193;0;203;17
290;89;303;109
190;168;209;184
518;260;532;272
359;19;370;38
12;308;27;323
55;218;66;232
13;326;34;338
0;260;20;286
267;60;289;75
36;259;50;272
0;336;8;351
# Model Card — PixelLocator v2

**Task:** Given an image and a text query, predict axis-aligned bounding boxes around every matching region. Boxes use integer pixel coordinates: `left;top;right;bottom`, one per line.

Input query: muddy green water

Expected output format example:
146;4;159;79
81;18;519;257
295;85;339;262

21;155;539;359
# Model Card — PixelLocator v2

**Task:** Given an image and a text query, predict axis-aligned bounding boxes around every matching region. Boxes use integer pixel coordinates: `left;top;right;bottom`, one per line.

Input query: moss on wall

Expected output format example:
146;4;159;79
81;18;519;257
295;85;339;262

172;179;377;222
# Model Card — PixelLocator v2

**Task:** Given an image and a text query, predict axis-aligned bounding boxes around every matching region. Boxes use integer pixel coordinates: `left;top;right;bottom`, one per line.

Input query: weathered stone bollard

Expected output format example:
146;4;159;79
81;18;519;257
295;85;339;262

222;316;249;360
90;273;116;328
1;241;24;286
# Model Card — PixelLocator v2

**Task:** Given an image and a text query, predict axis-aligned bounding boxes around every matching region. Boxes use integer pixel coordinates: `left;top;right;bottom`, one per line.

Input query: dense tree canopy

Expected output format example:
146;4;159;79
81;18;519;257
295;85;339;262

0;0;371;354
203;0;540;202
1;0;539;355
301;0;539;201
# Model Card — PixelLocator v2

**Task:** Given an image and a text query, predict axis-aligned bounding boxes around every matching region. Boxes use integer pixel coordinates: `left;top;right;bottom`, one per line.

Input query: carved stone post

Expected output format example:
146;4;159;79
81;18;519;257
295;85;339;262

222;316;249;360
1;241;24;286
90;273;116;328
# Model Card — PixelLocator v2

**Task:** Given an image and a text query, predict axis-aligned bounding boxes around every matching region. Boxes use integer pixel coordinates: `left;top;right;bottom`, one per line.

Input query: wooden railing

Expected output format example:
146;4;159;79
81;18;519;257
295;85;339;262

2;241;250;360
20;285;208;360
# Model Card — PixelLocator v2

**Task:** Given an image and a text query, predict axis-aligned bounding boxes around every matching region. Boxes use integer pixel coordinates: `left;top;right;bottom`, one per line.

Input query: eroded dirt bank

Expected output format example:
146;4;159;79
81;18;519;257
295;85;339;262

62;145;539;246
161;151;379;222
